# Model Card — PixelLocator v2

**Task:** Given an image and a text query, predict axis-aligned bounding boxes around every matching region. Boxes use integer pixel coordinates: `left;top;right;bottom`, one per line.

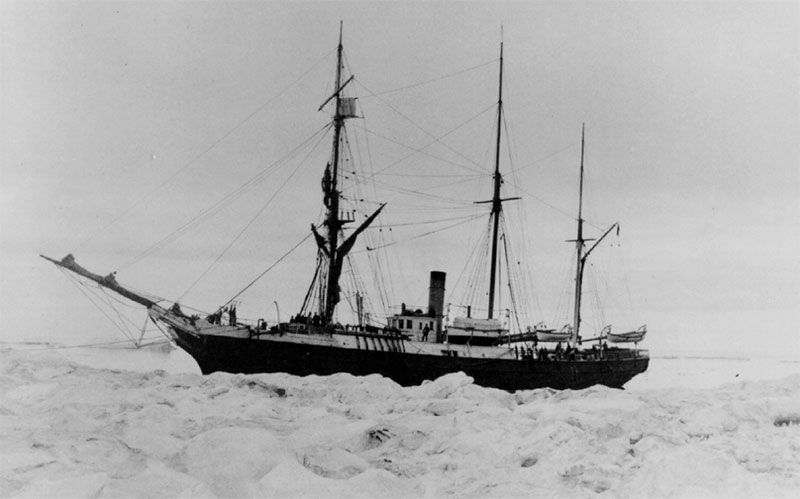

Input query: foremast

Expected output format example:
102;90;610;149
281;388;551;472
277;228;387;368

323;24;346;321
311;23;384;324
487;41;505;320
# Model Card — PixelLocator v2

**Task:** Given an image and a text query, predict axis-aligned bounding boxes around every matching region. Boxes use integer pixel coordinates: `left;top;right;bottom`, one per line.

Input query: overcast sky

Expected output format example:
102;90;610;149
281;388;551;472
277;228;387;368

2;1;798;358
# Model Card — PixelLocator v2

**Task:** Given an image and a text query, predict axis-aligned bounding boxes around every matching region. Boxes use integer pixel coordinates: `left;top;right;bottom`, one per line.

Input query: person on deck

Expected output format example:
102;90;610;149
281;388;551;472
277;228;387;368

221;307;229;325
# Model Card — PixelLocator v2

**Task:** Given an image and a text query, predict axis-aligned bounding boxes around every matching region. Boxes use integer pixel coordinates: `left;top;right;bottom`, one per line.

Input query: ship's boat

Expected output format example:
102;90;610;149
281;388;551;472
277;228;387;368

43;26;649;391
446;317;506;346
535;324;573;343
606;325;648;344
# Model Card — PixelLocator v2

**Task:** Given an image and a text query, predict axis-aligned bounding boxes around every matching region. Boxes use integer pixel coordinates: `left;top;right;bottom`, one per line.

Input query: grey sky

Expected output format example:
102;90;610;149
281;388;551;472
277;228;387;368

2;1;797;358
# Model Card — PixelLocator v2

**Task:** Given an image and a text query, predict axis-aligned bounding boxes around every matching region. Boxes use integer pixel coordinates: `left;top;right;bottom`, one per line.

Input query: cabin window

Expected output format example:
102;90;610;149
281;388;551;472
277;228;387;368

406;320;412;329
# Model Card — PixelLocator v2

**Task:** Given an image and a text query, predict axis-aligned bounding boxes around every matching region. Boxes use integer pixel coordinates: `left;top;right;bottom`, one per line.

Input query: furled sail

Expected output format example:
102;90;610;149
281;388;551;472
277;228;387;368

338;97;358;118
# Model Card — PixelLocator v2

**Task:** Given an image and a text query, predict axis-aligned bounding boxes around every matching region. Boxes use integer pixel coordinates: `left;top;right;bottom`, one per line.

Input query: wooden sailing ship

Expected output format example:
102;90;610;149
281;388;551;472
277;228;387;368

43;27;649;391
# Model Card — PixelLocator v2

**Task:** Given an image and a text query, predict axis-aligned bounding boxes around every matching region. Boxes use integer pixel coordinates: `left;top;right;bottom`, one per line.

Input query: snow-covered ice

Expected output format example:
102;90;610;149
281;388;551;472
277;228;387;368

2;346;799;498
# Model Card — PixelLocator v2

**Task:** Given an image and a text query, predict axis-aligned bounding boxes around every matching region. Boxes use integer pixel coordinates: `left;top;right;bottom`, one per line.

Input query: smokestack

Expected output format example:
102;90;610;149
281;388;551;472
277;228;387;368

428;271;446;334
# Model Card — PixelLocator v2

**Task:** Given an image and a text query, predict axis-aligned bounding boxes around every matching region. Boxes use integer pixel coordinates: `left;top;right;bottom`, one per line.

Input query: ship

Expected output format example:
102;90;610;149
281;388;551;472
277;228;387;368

42;26;649;391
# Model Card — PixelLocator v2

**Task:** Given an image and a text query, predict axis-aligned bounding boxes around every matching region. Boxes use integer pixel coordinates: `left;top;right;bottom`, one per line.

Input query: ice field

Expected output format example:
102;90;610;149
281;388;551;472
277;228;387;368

2;345;799;498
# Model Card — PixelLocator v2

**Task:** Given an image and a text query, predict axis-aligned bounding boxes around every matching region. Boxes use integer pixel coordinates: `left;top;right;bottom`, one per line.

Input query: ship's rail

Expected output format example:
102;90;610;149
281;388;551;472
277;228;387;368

253;320;650;359
514;344;649;362
254;321;408;340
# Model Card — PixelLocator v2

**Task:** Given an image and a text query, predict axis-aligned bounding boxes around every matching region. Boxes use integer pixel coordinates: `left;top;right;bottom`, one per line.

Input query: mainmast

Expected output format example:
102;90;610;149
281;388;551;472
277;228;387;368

478;38;520;320
571;124;587;346
486;41;504;320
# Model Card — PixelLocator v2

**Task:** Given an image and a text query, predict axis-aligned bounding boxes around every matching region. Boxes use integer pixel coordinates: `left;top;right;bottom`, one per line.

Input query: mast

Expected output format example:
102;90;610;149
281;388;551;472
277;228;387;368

323;22;345;320
571;124;586;347
311;22;386;324
474;36;519;320
567;125;619;347
486;41;504;320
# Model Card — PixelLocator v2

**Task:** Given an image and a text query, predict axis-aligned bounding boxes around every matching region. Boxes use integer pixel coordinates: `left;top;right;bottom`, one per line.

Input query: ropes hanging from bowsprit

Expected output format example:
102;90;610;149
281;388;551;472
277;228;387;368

54;265;172;348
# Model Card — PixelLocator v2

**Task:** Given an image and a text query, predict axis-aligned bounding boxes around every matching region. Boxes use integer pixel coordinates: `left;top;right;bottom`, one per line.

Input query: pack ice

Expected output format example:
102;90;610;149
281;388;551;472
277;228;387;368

1;348;798;498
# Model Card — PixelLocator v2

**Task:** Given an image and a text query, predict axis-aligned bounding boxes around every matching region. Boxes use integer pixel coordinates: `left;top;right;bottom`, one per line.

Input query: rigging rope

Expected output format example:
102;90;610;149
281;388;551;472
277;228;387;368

147;314;178;343
351;105;495;177
502;219;527;332
588;262;606;331
362;59;496;97
118;123;331;272
360;104;495;177
502;113;542;322
300;251;323;315
97;286;139;339
340;118;394;314
71;50;334;255
223;233;313;308
177;123;329;302
342;254;381;325
507;140;579;174
376;172;483;179
367;178;475;206
455;216;493;313
356;80;491;174
553;249;577;325
444;219;485;315
18;338;170;351
58;268;140;344
374;213;482;228
359;114;396;309
357;214;483;252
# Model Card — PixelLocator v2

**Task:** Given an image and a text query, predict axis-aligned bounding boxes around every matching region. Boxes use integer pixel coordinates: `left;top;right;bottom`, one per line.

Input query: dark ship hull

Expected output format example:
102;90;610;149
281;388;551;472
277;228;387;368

41;254;649;392
171;328;649;391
